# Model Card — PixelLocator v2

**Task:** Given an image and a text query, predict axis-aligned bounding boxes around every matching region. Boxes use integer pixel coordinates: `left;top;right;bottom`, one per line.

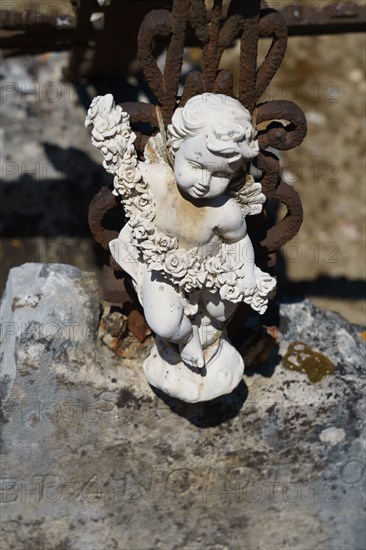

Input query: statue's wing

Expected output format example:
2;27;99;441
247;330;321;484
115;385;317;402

228;173;266;217
143;104;174;167
144;133;172;166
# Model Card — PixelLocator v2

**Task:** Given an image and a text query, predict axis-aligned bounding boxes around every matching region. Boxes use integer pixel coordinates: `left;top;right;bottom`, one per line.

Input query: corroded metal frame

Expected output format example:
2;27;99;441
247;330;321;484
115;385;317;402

1;2;366;56
88;0;307;340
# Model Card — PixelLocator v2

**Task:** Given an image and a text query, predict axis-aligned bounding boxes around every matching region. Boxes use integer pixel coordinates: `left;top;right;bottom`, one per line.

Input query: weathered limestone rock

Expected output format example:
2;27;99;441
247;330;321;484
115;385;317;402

0;264;365;550
0;263;101;405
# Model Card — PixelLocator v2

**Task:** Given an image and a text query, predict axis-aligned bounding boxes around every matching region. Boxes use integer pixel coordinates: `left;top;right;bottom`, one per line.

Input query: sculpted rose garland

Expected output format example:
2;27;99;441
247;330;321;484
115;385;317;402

164;251;189;279
85;95;276;313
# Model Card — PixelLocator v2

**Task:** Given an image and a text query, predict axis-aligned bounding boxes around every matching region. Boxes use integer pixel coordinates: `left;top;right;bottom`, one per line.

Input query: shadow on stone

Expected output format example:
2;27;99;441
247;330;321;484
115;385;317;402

238;298;282;379
0;143;111;238
277;249;366;301
150;380;248;428
243;344;281;378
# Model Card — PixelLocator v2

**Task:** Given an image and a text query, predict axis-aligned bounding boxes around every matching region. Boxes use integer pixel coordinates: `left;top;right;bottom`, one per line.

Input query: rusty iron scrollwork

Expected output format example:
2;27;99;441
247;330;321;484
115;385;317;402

88;0;307;332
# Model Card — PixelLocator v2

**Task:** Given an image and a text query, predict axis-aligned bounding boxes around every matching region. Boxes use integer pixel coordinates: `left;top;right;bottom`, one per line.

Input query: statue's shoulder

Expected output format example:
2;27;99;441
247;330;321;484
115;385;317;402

214;196;246;238
217;195;244;220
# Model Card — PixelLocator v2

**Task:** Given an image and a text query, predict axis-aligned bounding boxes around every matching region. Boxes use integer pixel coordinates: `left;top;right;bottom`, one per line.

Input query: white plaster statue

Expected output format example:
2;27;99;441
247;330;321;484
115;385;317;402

86;93;276;402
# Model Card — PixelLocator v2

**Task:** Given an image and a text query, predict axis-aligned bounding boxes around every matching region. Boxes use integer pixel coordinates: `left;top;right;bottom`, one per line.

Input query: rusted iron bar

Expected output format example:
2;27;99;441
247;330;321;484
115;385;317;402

281;2;366;35
0;8;90;56
0;10;75;30
1;3;365;57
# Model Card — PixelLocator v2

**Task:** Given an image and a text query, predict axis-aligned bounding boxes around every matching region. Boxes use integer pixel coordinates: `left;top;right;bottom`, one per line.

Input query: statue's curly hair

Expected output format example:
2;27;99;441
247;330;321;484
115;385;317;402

167;93;259;163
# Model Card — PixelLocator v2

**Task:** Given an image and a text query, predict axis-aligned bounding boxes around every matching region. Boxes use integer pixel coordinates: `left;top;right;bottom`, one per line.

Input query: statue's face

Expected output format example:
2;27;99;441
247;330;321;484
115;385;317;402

173;132;241;199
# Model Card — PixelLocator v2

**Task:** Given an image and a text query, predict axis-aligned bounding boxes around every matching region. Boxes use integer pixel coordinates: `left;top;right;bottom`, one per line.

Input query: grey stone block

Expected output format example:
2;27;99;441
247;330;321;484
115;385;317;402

0;264;365;550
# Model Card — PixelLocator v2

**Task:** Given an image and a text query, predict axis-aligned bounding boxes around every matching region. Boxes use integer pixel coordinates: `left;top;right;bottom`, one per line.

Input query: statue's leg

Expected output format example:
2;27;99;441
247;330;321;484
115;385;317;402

142;268;204;369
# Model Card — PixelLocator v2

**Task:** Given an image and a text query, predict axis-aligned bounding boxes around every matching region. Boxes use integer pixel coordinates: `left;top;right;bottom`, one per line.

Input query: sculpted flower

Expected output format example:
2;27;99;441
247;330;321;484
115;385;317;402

241;277;257;296
146;251;165;271
114;174;131;192
102;158;120;175
221;254;239;273
206;274;217;290
129;192;153;211
93;116;109;133
122;198;134;218
122;165;140;185
219;283;243;303
138;208;155;222
187;246;198;262
234;264;247;279
255;269;276;296
131;220;154;241
86;97;99;121
173;248;207;290
92;115;119;140
180;273;198;292
154;234;178;253
225;271;237;285
164;251;189;279
216;270;236;286
196;270;208;286
119;155;137;167
86;95;126;139
103;147;119;164
137;225;151;239
247;293;267;314
114;133;129;154
97;93;114;114
205;256;224;275
86;95;113;124
183;268;207;291
123;176;138;190
135;179;149;193
205;259;223;288
137;192;153;209
139;239;157;260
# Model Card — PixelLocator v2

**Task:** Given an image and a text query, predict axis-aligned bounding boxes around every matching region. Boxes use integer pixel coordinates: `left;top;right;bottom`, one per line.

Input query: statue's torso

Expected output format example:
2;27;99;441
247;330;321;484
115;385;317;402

139;162;222;254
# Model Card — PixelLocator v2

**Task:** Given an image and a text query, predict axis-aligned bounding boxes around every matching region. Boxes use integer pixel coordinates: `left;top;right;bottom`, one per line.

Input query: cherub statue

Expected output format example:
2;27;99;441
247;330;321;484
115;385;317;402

86;93;275;402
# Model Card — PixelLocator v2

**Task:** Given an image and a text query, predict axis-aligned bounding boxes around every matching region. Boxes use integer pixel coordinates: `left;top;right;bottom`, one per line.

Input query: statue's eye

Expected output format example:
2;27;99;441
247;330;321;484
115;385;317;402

188;161;202;170
212;171;229;178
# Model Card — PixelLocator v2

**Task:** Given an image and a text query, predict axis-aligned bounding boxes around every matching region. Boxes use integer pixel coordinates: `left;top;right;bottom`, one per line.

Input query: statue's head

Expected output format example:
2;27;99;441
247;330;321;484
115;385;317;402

167;93;259;199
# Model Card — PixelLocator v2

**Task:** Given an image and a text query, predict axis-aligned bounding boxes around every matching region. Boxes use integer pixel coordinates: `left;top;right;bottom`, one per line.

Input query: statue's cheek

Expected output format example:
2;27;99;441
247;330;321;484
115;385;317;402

176;172;197;189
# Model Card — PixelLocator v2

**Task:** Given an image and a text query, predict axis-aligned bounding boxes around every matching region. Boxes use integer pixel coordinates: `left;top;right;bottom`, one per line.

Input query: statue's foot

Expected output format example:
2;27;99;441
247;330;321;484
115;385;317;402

179;326;205;369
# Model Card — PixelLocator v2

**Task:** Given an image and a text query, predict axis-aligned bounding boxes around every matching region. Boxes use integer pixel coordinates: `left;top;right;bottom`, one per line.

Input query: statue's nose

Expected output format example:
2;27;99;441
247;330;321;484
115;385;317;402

200;171;211;185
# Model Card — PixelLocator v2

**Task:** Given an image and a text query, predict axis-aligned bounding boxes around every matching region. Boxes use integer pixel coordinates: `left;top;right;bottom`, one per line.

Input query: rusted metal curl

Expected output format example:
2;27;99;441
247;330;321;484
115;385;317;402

88;186;120;250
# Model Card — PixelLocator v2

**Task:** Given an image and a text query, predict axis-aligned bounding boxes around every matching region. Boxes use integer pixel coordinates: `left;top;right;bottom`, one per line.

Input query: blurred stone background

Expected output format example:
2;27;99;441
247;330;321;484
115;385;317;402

0;0;365;324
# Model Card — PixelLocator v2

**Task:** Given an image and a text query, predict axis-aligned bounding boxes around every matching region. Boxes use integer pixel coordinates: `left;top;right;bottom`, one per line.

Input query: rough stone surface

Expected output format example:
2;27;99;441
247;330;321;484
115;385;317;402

0;263;100;406
0;264;365;550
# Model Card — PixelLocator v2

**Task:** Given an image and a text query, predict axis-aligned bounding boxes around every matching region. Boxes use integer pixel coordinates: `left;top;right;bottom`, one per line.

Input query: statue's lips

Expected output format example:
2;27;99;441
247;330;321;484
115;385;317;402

193;184;209;196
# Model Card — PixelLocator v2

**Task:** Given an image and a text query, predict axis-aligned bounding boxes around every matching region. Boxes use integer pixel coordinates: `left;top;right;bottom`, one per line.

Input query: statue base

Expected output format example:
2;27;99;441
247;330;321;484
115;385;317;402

143;335;244;403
